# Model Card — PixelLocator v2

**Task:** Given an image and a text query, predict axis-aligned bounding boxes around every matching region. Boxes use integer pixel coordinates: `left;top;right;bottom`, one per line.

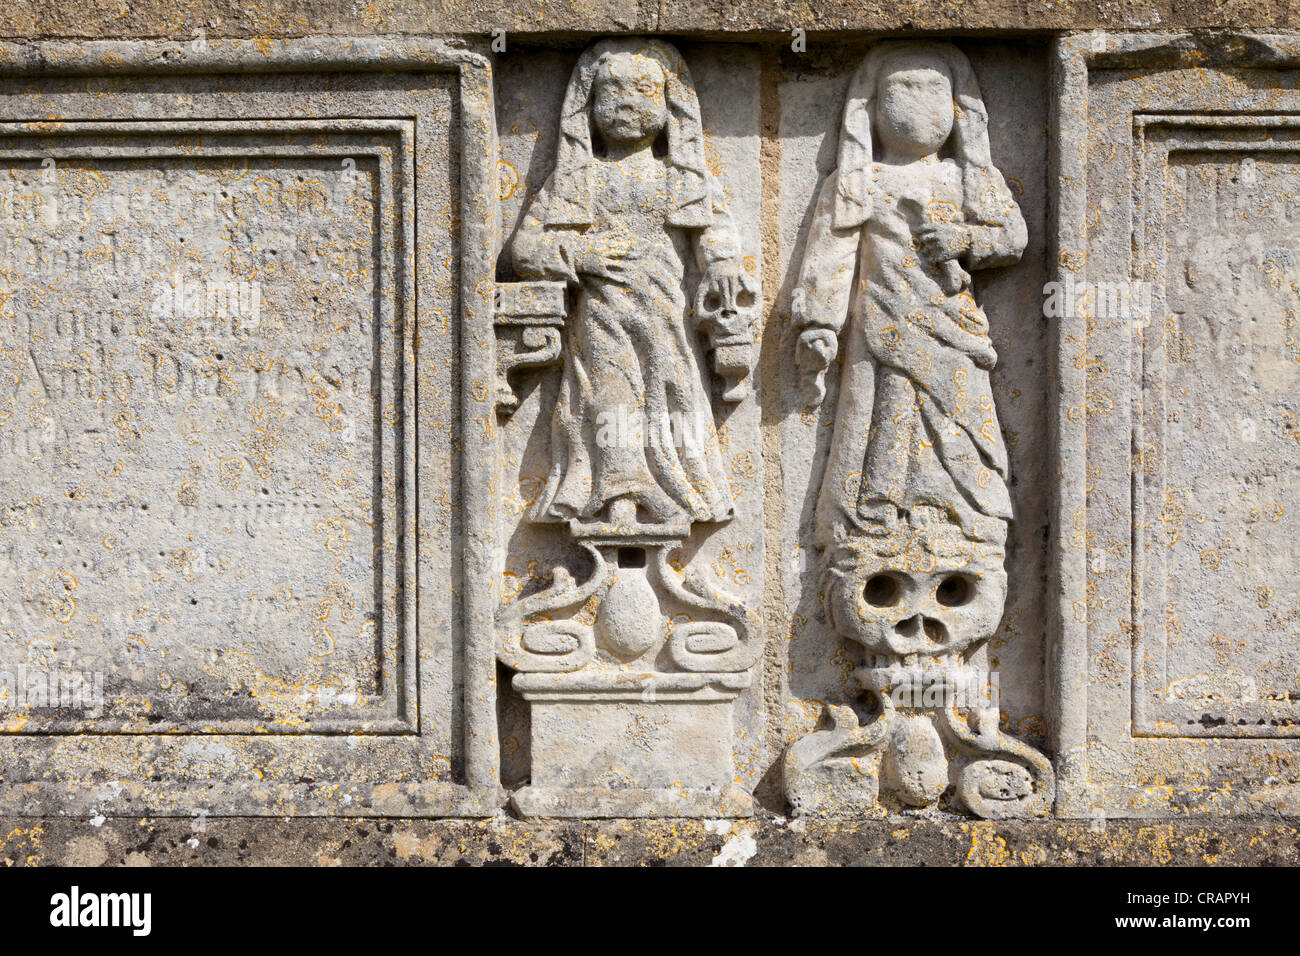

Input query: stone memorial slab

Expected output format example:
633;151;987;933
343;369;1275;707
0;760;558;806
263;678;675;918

1;24;1295;848
1054;32;1300;817
0;37;501;817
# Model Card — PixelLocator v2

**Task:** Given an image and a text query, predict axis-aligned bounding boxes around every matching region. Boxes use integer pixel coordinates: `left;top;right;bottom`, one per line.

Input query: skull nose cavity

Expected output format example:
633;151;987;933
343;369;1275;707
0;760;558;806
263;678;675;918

895;615;921;638
894;614;948;645
922;618;947;645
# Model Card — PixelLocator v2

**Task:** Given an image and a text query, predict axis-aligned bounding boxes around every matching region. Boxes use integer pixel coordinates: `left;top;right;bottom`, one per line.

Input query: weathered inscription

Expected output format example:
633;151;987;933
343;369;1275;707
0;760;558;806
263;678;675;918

0;127;407;731
1142;149;1300;733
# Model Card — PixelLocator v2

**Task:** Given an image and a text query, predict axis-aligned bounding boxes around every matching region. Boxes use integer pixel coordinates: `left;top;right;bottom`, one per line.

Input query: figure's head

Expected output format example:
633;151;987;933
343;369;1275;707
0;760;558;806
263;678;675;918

831;42;995;229
874;50;955;160
592;51;669;148
547;38;711;228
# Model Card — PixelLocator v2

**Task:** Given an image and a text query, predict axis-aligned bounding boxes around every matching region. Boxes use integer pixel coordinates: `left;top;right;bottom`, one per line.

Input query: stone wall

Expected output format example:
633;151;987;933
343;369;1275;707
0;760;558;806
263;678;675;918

0;9;1297;864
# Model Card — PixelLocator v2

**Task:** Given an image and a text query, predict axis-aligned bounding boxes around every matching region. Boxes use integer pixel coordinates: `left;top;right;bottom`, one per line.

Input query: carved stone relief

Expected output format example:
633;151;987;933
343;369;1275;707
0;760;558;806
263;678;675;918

782;42;1052;818
493;39;763;818
13;28;1300;834
488;36;1059;821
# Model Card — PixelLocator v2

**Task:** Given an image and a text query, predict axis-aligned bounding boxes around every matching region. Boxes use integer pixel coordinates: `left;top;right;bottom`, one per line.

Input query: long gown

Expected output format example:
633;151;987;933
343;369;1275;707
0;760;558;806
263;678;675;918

798;156;1026;546
511;157;744;528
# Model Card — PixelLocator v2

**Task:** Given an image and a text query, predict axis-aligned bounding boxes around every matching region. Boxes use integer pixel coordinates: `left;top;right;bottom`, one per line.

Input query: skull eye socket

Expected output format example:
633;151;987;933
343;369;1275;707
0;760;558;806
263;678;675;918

863;574;902;607
936;574;974;607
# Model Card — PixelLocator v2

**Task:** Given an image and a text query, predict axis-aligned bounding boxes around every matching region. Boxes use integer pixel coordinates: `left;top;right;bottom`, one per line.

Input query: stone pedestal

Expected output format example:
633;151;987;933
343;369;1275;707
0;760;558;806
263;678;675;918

511;672;753;818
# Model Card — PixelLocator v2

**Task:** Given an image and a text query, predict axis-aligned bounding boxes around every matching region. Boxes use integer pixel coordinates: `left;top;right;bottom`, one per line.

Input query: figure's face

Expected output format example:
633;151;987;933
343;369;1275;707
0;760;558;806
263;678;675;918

592;53;669;147
874;54;954;160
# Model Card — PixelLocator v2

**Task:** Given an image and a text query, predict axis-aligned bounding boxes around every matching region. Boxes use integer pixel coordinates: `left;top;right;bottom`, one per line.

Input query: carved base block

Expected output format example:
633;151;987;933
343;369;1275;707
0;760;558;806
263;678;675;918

784;700;1054;819
512;672;751;817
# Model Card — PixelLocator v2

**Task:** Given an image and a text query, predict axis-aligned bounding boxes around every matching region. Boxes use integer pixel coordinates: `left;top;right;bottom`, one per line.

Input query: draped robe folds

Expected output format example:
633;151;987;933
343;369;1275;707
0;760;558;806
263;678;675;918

511;159;744;527
797;157;1027;546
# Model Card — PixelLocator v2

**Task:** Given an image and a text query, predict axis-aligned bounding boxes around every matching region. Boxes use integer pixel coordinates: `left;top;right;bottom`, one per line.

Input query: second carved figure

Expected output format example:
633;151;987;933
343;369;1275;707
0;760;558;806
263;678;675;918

787;41;1054;819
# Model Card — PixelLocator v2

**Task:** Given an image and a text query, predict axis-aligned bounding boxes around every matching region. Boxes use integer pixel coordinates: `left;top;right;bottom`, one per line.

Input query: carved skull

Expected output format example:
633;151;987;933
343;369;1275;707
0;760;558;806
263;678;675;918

824;534;1006;661
695;270;758;403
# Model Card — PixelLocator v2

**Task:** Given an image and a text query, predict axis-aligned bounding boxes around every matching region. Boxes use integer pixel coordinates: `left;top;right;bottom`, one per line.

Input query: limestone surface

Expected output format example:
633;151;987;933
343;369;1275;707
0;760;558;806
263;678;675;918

0;23;1293;864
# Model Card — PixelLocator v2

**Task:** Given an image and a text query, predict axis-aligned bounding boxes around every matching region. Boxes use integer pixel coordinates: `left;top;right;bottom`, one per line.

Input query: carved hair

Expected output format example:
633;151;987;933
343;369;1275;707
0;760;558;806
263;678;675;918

544;37;711;228
833;41;995;230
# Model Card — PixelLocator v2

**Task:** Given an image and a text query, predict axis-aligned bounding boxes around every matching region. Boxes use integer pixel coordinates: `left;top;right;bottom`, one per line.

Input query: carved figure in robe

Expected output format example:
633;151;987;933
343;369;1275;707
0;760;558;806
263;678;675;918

511;38;756;531
794;41;1026;548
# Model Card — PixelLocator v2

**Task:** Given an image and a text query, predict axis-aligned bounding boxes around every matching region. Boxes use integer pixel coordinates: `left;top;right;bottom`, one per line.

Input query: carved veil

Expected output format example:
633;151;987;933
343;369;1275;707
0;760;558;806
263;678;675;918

543;37;712;229
832;41;999;230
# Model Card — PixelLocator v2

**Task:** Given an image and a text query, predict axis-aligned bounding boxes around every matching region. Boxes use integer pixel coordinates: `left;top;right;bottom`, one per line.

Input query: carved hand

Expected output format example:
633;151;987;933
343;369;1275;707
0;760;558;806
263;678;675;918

576;232;644;282
916;223;972;295
916;222;972;263
796;327;838;406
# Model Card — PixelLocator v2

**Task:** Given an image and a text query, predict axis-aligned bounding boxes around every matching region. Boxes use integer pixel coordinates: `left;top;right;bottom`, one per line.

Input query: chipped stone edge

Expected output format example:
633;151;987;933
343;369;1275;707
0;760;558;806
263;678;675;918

0;35;489;75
